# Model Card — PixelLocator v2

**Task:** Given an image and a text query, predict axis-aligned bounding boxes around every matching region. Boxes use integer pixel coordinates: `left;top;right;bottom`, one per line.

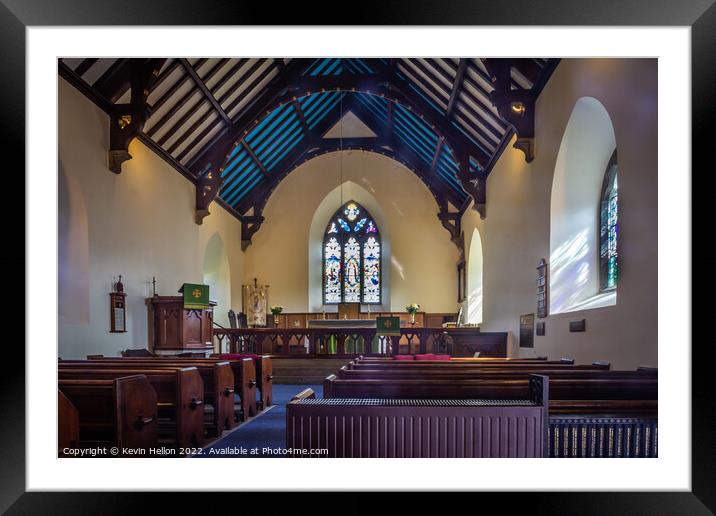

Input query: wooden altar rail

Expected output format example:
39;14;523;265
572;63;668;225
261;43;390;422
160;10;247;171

213;328;508;358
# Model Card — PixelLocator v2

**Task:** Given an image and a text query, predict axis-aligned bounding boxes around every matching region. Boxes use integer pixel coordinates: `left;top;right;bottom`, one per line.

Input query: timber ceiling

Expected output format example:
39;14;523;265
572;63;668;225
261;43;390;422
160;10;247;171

59;57;559;247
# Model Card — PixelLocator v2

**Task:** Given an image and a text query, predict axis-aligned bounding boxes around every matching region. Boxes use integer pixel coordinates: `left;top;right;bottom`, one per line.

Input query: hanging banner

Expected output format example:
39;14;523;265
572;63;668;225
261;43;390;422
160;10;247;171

243;280;269;327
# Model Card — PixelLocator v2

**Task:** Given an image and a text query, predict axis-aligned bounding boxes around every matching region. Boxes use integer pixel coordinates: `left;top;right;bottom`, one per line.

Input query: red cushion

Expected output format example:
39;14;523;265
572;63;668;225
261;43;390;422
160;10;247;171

432;354;451;361
216;353;260;361
414;353;438;360
394;355;415;360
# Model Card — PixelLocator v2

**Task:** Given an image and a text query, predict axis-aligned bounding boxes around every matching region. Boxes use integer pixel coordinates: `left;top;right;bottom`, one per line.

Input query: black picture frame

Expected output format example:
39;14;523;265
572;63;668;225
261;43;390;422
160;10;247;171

10;0;707;512
519;313;535;348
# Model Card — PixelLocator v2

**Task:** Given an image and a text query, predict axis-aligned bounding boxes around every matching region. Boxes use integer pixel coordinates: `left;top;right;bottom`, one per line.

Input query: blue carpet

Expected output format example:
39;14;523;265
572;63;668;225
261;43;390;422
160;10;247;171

199;384;322;457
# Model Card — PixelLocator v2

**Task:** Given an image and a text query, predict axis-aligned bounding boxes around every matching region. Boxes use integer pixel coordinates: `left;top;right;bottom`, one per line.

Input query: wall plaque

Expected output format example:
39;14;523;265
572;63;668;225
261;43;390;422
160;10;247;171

519;313;535;348
536;259;549;318
457;259;466;303
109;292;127;333
569;319;586;332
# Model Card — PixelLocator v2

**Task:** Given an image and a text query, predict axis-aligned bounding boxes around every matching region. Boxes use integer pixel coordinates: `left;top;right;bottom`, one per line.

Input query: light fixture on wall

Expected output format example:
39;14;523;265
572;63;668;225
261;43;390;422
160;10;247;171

510;101;526;116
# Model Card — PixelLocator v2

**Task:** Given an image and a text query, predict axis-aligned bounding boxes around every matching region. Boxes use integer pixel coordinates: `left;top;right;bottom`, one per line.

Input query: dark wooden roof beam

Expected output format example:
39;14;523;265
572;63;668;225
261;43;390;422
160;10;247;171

186;59;311;173
446;59;468;117
511;58;542;86
430;138;446;173
74;58;99;77
156;97;206;147
93;58;131;103
180;58;231;125
145;83;199;138
291;99;318;146
241;140;270;177
217;59;268;112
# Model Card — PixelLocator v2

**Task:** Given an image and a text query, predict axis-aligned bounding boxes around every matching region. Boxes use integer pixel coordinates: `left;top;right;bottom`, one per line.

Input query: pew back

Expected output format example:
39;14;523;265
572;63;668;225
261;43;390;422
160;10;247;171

58;366;204;447
60;359;235;435
323;376;657;401
287;375;550;458
58;375;158;451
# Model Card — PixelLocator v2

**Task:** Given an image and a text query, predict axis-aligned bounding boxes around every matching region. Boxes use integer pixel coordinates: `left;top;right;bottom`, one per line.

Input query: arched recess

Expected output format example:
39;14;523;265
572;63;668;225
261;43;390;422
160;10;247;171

202;232;231;326
550;96;617;314
466;227;483;325
58;159;90;323
308;180;391;312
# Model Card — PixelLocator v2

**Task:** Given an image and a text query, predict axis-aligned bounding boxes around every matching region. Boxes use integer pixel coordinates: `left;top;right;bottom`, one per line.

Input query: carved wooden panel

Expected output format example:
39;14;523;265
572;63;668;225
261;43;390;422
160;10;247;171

150;297;214;352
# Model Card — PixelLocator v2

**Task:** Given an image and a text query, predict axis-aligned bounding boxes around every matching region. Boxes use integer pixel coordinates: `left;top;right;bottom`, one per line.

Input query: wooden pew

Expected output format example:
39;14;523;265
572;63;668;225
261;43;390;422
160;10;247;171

356;355;552;362
324;370;658;457
58;390;79;454
89;355;263;420
347;361;609;370
211;354;274;410
58;375;158;453
287;375;550;458
59;366;204;447
337;366;658;413
338;367;656;381
323;375;656;400
549;414;658;457
549;399;658;415
62;359;235;436
159;356;258;417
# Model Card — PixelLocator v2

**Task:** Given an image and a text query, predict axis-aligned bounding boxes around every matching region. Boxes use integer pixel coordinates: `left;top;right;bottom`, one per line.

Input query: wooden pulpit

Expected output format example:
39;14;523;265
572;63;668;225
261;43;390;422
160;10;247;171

147;296;216;355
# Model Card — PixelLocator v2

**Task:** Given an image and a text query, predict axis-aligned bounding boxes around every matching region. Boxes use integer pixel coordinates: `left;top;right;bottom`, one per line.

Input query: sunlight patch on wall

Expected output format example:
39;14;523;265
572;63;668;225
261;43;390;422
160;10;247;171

549;96;617;314
467;228;483;324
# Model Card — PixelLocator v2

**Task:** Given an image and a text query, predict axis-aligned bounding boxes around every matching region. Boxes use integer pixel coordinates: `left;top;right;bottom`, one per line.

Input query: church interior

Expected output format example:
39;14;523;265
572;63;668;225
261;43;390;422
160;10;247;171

57;57;658;458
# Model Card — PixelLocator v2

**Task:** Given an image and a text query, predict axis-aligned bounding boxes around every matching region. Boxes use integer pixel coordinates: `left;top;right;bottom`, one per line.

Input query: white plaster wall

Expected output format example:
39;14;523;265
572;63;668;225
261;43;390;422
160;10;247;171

243;150;460;313
461;58;657;369
307;181;391;312
58;78;244;359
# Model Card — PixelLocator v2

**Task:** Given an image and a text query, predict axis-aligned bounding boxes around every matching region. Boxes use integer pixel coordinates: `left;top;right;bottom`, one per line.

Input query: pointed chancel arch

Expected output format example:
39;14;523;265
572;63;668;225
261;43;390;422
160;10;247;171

466;228;484;325
323;201;382;305
549;96;618;314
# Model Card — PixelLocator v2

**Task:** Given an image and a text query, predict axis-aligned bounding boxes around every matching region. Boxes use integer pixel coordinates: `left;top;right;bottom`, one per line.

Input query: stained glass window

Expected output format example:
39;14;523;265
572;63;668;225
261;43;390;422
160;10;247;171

324;237;342;303
363;236;381;303
599;151;618;291
344;237;361;302
322;201;382;304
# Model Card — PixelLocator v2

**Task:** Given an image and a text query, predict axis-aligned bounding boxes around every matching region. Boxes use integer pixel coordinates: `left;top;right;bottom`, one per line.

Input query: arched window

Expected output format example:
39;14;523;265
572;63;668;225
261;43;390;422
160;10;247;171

550;96;617;313
323;201;381;304
599;151;619;291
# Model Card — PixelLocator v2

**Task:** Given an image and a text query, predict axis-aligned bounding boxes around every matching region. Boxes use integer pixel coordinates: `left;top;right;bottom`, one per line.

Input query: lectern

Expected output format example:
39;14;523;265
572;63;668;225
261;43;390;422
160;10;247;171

147;296;216;355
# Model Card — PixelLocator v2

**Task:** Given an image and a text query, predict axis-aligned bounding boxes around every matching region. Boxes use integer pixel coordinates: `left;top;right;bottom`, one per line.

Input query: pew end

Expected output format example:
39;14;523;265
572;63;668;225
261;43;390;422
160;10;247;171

323;374;337;399
637;365;658;374
290;388;316;402
58;390;80;454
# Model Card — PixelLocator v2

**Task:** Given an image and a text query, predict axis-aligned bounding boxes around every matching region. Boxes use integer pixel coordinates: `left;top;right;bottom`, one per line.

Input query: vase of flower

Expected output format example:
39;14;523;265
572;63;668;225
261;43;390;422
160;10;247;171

406;303;420;325
270;305;283;327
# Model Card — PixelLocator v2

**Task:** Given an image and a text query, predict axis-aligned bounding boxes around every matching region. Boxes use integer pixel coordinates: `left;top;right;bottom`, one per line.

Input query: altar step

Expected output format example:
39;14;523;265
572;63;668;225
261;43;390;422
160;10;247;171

272;358;354;384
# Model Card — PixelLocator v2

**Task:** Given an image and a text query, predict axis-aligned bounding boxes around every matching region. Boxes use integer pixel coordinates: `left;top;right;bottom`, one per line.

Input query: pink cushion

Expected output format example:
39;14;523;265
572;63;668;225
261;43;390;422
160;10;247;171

414;353;438;360
394;355;415;360
432;354;451;361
